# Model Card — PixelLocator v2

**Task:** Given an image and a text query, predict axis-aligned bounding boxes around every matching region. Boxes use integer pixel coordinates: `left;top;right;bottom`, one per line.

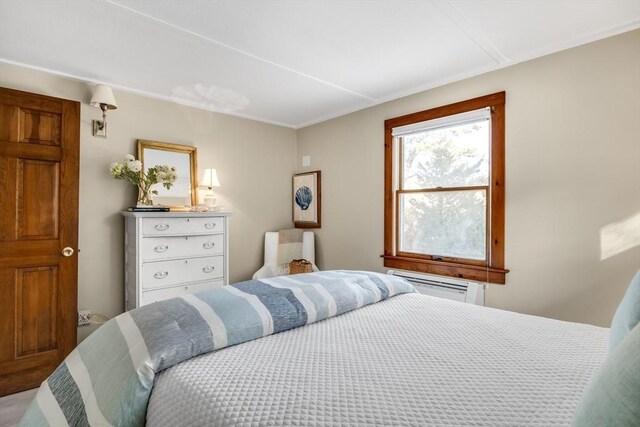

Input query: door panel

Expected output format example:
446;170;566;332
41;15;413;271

19;109;61;146
16;266;58;357
0;156;17;241
17;159;59;239
0;87;79;396
0;105;18;141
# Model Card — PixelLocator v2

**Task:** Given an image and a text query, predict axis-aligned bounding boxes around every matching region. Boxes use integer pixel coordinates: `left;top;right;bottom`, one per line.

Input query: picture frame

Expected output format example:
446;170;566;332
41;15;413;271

292;170;321;228
137;140;198;207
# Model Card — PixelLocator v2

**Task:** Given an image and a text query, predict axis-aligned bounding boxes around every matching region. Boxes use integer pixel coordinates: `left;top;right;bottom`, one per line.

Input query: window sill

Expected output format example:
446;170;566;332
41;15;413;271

382;255;508;284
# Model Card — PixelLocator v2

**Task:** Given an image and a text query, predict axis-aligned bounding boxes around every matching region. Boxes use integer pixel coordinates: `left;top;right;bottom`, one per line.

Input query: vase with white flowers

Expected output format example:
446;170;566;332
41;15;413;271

110;154;177;206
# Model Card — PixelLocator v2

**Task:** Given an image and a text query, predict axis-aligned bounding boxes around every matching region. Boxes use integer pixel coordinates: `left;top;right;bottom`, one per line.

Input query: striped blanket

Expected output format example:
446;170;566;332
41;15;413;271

19;270;414;426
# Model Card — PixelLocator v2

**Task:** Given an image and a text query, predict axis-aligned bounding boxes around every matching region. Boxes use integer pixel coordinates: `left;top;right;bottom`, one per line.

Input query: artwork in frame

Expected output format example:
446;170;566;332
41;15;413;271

293;171;321;228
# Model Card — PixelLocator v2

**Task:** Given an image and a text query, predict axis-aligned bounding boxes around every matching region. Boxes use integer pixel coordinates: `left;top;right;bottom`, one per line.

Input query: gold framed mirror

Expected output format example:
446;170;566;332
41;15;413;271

137;140;198;206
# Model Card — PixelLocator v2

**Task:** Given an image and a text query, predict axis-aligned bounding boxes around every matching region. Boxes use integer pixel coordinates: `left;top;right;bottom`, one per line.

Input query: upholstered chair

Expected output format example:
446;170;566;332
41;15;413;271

252;231;318;279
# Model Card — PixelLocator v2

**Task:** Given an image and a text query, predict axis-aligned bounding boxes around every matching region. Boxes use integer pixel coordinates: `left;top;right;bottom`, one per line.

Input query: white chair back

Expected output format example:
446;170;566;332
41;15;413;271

253;231;318;279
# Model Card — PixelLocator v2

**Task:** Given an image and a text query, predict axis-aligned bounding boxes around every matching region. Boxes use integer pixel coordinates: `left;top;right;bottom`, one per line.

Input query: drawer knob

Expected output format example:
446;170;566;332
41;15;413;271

154;271;169;279
155;223;170;231
204;222;216;229
202;265;215;273
154;245;169;253
202;241;215;249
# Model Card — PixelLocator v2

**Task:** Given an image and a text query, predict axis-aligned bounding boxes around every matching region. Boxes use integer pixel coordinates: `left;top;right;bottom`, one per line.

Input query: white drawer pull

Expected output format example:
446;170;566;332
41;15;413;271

202;241;215;249
154;245;168;253
202;265;215;273
204;222;216;229
154;223;170;231
154;271;168;279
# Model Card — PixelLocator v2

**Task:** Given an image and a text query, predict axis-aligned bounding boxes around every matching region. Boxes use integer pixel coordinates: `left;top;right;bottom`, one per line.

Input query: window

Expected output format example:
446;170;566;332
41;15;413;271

383;92;508;283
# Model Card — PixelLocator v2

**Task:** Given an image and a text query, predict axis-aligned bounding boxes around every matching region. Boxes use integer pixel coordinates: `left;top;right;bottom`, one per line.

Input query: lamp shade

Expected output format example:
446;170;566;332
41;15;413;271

90;85;118;110
201;168;221;188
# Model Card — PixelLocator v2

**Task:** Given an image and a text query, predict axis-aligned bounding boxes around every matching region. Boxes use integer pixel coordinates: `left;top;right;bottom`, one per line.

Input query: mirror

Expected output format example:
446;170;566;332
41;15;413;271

137;140;198;206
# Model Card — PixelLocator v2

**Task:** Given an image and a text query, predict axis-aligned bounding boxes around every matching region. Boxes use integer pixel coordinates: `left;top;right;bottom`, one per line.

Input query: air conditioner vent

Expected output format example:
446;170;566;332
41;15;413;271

388;270;485;306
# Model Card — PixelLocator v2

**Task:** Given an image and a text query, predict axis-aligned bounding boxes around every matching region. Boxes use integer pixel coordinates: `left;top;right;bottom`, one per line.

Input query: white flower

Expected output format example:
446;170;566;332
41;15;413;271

109;162;123;176
110;159;177;189
129;160;142;172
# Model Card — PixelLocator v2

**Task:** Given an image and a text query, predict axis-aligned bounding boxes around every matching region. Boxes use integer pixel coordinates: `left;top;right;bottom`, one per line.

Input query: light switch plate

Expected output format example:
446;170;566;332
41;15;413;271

302;155;310;167
92;120;107;138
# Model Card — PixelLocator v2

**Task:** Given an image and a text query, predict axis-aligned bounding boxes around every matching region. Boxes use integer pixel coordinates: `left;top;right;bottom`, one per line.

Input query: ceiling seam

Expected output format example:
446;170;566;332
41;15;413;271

104;0;377;102
432;0;508;64
0;57;298;129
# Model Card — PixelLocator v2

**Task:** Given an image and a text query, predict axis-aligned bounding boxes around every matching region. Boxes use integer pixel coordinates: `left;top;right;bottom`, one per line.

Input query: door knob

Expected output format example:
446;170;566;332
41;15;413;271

62;247;74;257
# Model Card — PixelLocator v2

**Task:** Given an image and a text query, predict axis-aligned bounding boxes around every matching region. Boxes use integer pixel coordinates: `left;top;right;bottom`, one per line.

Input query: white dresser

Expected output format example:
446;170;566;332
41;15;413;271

122;211;231;310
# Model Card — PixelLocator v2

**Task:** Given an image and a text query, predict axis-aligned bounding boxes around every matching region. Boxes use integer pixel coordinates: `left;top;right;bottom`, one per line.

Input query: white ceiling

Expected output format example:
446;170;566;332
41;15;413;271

1;1;638;128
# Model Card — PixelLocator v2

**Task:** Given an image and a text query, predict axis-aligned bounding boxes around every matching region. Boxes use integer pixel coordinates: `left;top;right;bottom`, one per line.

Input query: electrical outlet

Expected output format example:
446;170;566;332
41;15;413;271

78;310;91;326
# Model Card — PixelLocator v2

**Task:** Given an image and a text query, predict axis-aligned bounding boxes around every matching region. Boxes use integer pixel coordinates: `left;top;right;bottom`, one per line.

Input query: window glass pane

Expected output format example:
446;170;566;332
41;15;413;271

399;190;486;260
402;120;489;189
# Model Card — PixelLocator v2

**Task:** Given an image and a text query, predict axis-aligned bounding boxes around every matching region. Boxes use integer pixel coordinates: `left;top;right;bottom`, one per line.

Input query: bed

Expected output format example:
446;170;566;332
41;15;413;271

147;290;607;426
20;270;611;426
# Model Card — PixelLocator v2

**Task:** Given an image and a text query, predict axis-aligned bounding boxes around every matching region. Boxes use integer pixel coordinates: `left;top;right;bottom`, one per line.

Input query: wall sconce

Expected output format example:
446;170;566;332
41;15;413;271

90;85;117;138
200;168;221;208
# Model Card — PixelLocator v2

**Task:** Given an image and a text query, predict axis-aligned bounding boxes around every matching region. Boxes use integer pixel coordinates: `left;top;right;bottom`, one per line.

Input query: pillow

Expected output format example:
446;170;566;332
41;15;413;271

609;271;640;351
572;323;640;426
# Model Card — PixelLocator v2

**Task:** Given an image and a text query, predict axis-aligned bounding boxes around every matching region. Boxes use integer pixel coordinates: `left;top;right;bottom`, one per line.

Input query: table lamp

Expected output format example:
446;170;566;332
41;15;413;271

201;168;221;208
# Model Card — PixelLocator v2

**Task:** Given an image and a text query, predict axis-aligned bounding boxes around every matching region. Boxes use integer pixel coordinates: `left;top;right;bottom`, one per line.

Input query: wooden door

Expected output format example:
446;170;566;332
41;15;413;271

0;87;80;396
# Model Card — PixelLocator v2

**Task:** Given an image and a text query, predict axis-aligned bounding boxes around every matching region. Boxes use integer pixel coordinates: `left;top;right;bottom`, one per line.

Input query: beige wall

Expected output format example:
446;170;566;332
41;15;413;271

0;63;297;340
1;30;638;335
296;30;640;327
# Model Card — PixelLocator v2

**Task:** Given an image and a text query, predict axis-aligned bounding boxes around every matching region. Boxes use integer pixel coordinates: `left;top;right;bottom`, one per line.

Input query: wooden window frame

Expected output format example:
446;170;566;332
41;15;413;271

383;92;508;284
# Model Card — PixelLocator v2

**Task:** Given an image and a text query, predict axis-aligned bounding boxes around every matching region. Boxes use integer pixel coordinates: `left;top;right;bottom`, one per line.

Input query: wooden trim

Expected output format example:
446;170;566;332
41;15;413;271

384;92;505;130
383;92;507;284
59;98;80;364
0;88;63;114
396;250;486;267
383;122;394;256
383;255;508;284
0;144;61;162
137;140;198;206
394;191;401;254
398;136;404;190
489;101;506;270
398;185;488;194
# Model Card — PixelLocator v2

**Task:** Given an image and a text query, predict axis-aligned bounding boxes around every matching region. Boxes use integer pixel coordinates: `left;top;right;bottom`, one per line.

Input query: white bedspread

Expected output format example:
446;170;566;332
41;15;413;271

147;293;608;426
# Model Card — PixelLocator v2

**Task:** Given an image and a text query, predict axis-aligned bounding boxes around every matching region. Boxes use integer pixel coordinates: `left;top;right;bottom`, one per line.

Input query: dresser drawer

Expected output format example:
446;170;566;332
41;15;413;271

142;256;224;289
140;280;224;307
142;217;224;236
141;234;224;261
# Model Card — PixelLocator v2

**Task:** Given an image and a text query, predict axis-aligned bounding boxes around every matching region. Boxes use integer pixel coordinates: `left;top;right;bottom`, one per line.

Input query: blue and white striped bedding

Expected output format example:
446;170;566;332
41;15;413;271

19;270;414;426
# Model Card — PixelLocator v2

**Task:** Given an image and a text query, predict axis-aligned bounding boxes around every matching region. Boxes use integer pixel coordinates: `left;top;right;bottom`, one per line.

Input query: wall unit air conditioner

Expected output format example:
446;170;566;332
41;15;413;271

387;270;485;306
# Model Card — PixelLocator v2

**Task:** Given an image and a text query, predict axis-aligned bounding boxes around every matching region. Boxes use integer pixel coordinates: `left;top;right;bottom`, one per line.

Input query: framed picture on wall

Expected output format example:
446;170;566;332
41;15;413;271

293;171;321;228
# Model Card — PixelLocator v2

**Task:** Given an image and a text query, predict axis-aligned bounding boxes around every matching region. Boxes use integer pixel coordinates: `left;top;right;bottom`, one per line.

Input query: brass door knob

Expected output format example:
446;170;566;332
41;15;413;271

62;247;74;257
